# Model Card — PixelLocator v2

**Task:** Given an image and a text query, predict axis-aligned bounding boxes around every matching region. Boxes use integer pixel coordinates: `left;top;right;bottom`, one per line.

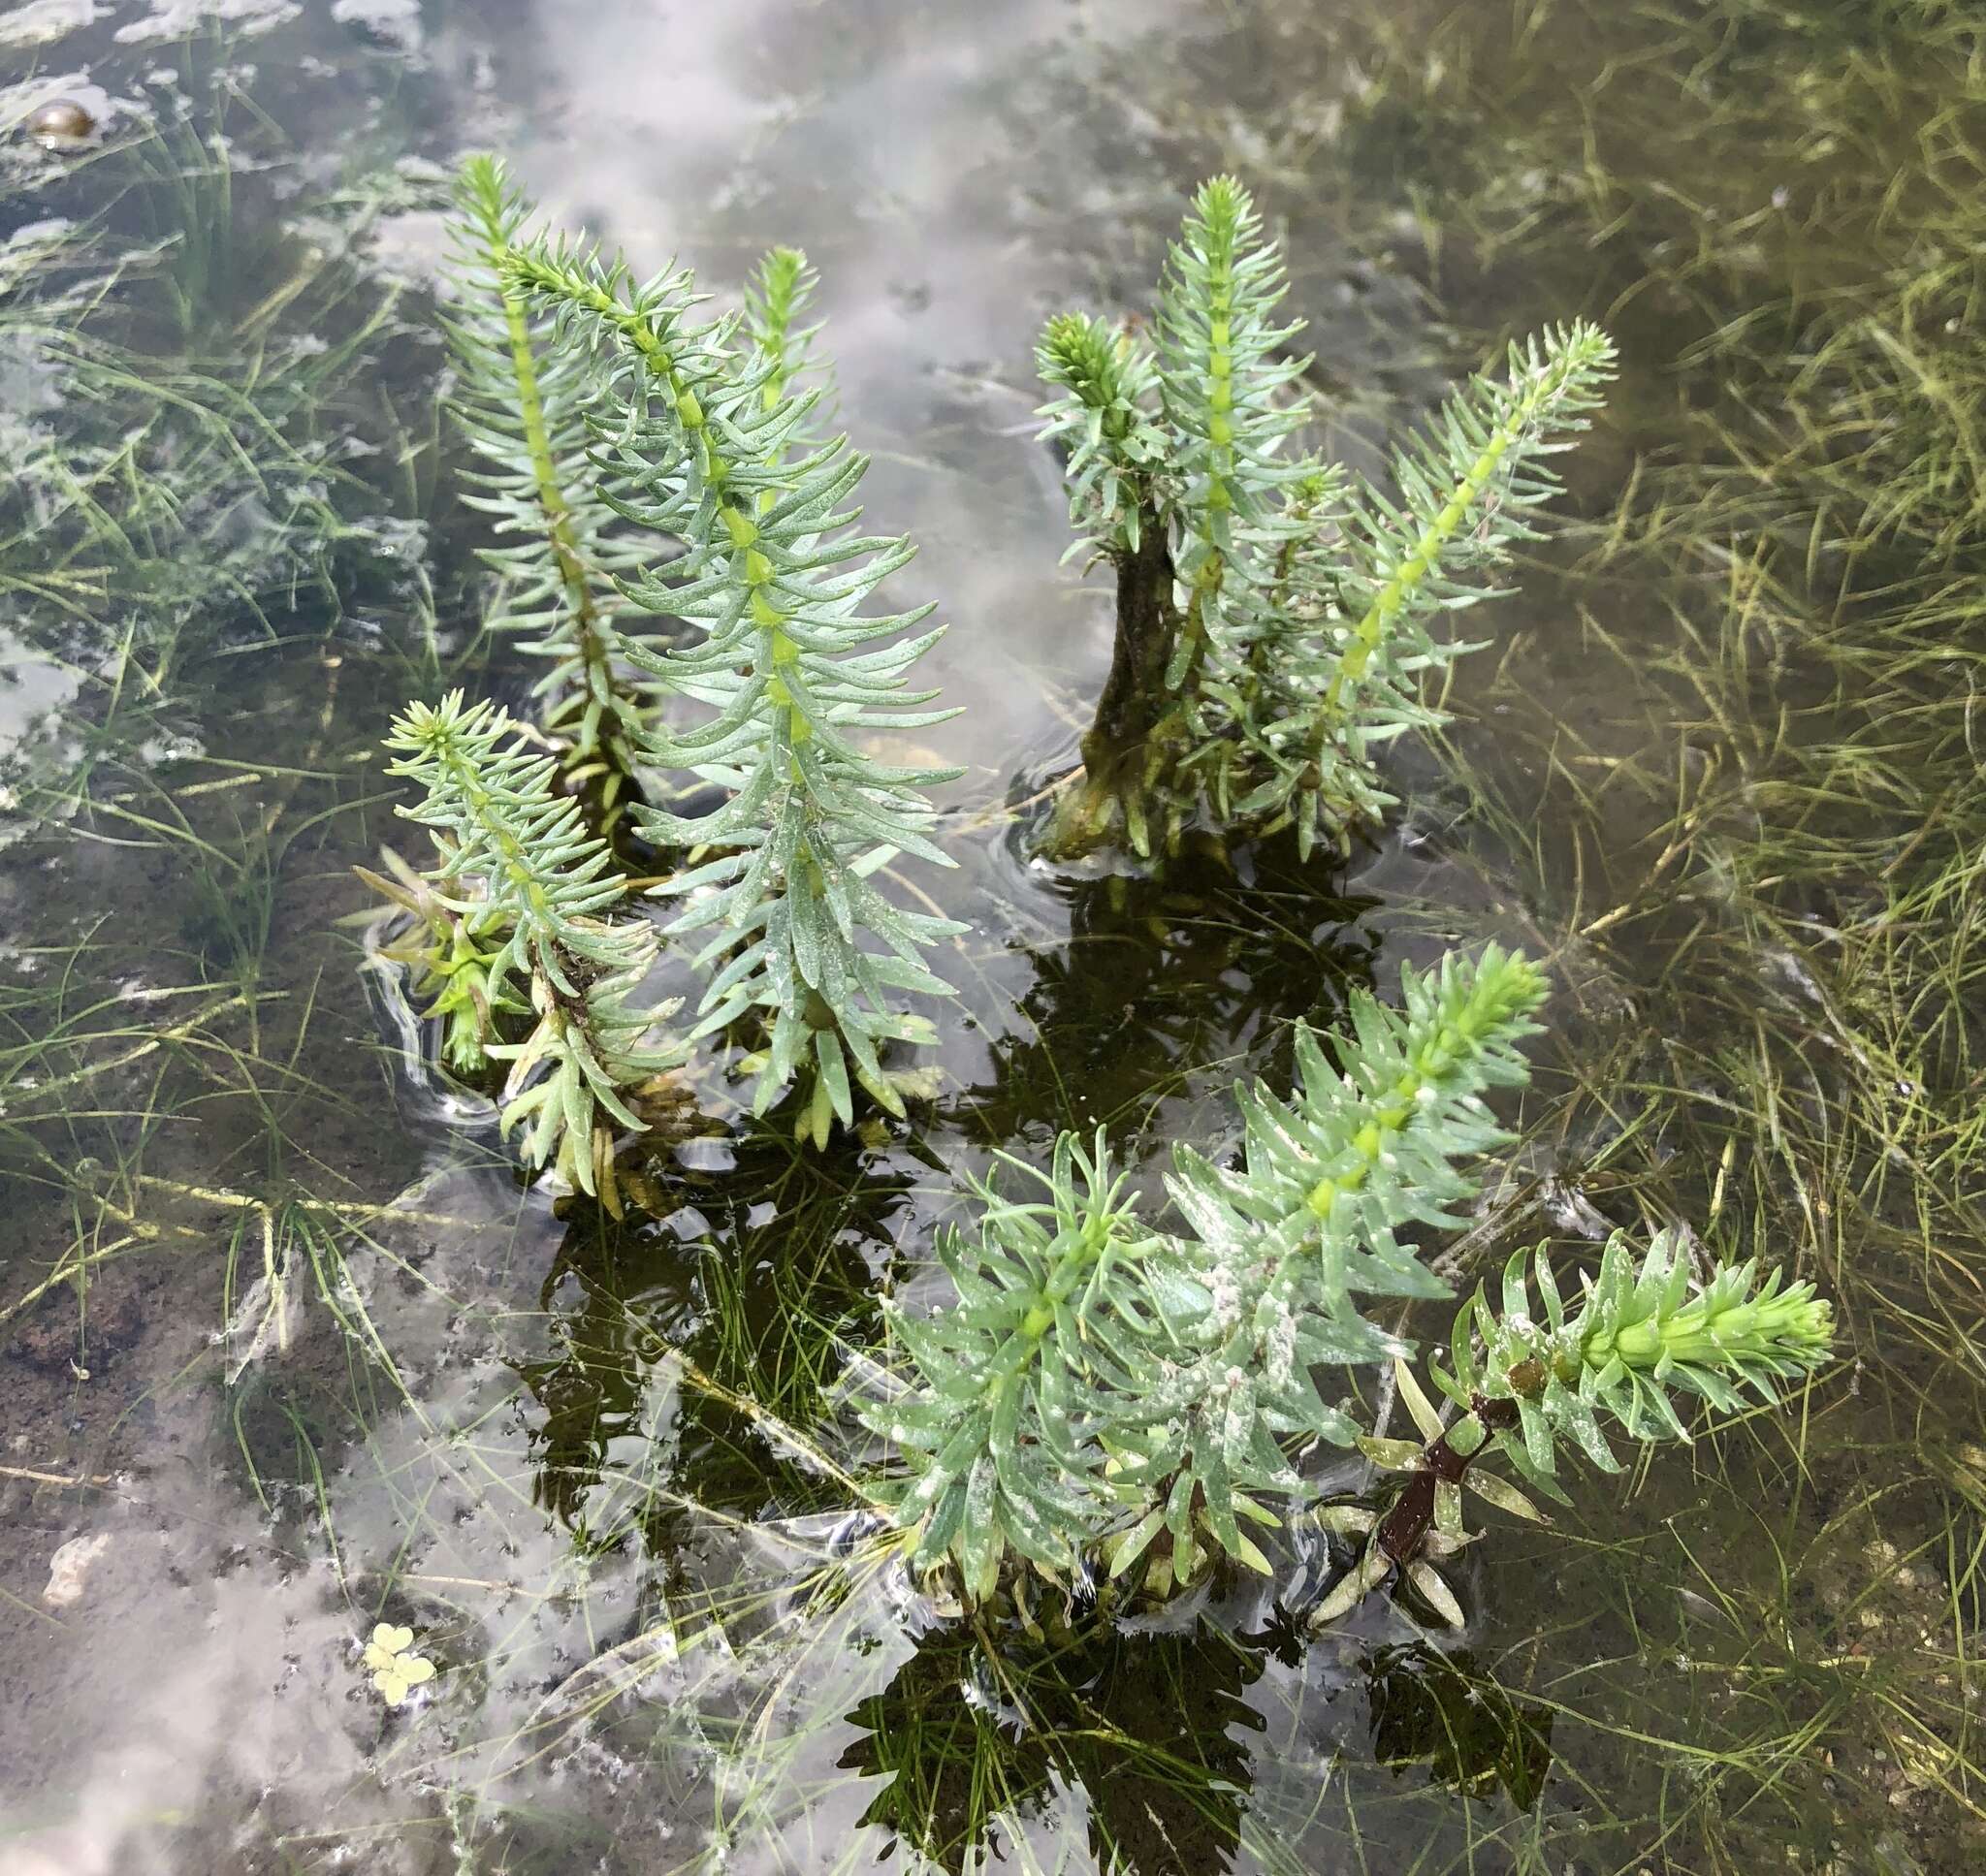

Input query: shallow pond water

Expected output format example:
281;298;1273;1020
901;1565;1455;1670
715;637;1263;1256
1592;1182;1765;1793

3;3;1983;1873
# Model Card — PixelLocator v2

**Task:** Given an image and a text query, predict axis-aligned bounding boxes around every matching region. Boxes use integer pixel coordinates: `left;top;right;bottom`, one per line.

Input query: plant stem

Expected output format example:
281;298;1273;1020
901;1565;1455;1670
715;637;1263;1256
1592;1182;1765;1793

1309;355;1578;768
1091;515;1184;762
1375;1396;1520;1564
414;727;600;1057
496;286;622;730
1040;510;1185;858
505;257;812;764
458;184;640;810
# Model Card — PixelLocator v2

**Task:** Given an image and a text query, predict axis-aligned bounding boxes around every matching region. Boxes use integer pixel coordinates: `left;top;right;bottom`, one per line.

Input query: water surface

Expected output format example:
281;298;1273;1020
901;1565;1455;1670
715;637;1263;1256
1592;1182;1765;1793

2;3;1980;1873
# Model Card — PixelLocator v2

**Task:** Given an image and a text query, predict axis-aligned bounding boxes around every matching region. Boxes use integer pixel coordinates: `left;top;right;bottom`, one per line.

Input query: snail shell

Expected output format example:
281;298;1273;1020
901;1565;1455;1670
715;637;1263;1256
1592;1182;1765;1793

26;100;97;152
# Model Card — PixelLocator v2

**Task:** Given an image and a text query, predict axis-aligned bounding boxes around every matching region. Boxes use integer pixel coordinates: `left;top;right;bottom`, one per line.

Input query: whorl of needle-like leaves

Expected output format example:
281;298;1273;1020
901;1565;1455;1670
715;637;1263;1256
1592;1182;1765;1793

1104;944;1550;1590
744;244;821;419
441;158;649;811
1035;311;1166;558
1169;944;1549;1357
1034;175;1618;862
353;845;507;1077
1154;175;1310;688
1452;1230;1835;1482
1312;1232;1834;1627
1234;322;1619;854
383;691;682;1202
862;1131;1208;1603
870;945;1557;1604
500;239;963;1147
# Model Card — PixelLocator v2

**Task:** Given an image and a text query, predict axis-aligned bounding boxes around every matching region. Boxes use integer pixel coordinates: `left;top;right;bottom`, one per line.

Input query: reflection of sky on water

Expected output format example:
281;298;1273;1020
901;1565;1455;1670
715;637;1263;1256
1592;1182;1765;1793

0;632;78;753
431;0;1203;786
0;6;1474;1873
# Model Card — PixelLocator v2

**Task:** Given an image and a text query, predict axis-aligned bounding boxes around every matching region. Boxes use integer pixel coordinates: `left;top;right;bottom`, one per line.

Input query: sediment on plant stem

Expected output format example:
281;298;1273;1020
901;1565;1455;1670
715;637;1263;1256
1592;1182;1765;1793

1038;519;1188;860
1030;176;1615;866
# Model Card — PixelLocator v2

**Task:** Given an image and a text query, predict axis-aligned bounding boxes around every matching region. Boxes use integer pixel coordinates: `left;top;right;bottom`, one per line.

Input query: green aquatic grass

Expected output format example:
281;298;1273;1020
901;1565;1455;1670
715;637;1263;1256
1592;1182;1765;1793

1280;0;1986;1860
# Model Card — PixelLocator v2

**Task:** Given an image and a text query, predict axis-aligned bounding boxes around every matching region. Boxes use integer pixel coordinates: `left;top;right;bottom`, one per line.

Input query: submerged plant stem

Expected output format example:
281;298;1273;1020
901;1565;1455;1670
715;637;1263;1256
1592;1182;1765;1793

1041;513;1186;858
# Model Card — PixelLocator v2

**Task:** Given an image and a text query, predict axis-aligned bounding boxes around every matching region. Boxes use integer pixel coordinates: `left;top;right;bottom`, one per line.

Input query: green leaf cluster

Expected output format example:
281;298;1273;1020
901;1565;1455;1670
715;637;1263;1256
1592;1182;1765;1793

1314;1232;1834;1627
1037;175;1618;858
743;244;824;419
866;945;1560;1603
352;845;507;1076
442;158;653;814
1166;943;1548;1362
497;237;965;1146
1036;311;1167;558
1153;175;1312;688
867;1131;1206;1603
383;691;684;1204
1234;323;1618;844
1449;1230;1836;1485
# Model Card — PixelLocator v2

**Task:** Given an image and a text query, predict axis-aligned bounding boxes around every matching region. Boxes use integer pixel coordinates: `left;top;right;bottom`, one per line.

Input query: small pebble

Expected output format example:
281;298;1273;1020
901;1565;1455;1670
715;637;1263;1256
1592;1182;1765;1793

25;99;96;151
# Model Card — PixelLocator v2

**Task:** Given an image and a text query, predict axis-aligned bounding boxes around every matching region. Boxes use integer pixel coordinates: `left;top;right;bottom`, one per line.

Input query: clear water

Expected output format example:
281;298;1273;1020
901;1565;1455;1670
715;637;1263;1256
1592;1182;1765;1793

2;3;1980;1873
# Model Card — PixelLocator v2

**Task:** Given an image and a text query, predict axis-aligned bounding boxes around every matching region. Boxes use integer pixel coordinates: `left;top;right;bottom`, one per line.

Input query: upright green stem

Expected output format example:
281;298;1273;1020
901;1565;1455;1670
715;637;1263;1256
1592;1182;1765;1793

1301;986;1528;1223
1311;356;1578;764
505;257;860;1129
1174;555;1224;697
504;258;811;762
422;732;566;973
1197;235;1239;525
495;283;617;711
452;173;642;811
1169;236;1237;703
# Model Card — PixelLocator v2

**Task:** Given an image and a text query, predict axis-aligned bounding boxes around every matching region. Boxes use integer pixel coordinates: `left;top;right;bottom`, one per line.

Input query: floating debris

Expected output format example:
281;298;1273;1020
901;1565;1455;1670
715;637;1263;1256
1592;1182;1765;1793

42;1531;112;1608
361;1622;437;1706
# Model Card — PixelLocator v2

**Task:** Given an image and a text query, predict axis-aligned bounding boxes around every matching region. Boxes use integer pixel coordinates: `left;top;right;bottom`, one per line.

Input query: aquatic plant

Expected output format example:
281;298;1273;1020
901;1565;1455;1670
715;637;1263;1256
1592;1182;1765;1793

866;947;1832;1611
360;165;955;1151
442;157;654;817
1036;175;1617;860
1318;1235;1834;1626
497;234;964;1146
742;242;825;427
352;845;507;1075
362;1622;438;1707
0;207;399;647
382;691;684;1209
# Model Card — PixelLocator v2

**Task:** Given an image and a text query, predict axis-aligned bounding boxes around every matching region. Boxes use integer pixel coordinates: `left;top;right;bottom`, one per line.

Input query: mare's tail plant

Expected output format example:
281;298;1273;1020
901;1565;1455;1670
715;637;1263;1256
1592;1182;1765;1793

382;691;685;1211
352;844;507;1076
366;161;958;1157
499;236;964;1147
1036;175;1617;862
865;946;1832;1614
442;157;653;819
1319;1236;1833;1626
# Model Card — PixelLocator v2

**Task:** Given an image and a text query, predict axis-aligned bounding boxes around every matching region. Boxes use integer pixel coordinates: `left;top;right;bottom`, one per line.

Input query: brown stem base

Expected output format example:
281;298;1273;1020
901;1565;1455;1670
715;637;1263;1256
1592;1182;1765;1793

1376;1397;1522;1567
1035;519;1188;863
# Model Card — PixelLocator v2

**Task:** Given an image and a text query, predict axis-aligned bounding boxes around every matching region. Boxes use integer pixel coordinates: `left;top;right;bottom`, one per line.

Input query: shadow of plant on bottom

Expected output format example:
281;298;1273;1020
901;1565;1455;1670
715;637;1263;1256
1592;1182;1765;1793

836;1619;1554;1874
840;1619;1270;1874
854;945;1833;1625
